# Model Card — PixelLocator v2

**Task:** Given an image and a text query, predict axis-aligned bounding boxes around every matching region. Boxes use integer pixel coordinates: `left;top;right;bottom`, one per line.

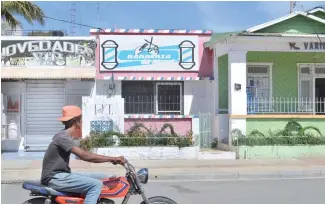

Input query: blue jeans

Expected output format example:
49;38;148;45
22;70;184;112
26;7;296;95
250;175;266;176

48;172;111;204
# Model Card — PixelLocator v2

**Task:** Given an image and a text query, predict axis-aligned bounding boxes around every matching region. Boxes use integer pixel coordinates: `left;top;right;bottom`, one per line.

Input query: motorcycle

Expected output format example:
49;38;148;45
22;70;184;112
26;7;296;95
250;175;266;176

22;159;177;204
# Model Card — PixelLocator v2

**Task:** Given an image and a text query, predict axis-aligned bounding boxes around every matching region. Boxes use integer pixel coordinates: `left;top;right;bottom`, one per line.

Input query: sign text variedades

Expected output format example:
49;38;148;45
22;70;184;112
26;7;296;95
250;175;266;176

289;42;325;50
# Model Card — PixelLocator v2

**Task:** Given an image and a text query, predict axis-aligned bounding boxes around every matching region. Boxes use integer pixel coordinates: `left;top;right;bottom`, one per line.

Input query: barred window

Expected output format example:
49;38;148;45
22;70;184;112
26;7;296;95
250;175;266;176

247;65;271;111
247;65;271;98
122;81;183;115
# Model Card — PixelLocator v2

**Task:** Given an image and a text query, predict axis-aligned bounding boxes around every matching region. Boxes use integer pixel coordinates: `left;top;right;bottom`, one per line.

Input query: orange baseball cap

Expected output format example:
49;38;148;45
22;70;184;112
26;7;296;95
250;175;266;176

58;105;82;121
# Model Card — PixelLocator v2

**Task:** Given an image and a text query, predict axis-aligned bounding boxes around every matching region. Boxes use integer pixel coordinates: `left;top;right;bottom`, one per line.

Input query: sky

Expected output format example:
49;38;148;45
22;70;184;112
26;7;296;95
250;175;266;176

14;1;324;36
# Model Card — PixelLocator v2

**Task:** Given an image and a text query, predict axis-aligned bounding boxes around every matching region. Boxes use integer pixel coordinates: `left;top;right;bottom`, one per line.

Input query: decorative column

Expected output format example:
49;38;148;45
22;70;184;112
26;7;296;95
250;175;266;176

213;52;219;114
228;50;247;137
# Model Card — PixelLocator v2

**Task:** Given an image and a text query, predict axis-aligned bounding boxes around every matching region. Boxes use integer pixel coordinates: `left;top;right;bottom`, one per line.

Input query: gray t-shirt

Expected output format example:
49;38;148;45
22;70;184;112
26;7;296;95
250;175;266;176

41;130;76;185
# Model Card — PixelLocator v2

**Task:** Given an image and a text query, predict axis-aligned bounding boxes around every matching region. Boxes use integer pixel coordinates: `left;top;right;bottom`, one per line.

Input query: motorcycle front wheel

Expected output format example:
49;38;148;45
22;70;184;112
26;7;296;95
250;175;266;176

140;196;177;204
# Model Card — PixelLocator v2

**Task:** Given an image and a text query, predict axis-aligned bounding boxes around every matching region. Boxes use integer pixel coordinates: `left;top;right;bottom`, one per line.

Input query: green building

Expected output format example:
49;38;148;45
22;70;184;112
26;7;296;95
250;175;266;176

205;7;325;143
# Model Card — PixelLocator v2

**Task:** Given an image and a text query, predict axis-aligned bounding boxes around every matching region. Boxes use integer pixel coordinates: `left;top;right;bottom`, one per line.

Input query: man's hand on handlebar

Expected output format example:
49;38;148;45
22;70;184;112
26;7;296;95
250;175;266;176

112;156;126;166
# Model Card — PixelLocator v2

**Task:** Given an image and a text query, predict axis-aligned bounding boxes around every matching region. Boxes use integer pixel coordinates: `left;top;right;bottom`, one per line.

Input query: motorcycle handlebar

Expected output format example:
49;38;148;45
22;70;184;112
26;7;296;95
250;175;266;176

123;159;130;171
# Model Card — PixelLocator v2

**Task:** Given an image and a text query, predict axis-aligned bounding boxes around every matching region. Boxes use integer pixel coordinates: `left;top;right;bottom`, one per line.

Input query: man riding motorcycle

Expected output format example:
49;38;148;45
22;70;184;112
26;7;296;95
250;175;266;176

41;105;126;204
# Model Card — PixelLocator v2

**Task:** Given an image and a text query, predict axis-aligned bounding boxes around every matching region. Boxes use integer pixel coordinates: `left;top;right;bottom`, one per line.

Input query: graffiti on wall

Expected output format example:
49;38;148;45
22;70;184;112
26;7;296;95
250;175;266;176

1;39;96;67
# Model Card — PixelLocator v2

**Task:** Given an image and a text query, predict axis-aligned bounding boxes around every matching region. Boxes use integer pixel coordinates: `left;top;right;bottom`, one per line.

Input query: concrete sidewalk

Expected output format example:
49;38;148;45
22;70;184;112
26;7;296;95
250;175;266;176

2;158;325;184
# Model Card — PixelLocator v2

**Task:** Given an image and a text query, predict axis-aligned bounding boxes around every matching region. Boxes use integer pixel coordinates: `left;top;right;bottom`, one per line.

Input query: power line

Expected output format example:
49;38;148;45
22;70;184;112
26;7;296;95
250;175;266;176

43;15;105;33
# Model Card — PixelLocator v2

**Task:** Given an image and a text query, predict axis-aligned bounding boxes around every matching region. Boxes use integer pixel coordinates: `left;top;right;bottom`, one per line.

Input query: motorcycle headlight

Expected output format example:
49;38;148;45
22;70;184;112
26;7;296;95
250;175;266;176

136;168;149;184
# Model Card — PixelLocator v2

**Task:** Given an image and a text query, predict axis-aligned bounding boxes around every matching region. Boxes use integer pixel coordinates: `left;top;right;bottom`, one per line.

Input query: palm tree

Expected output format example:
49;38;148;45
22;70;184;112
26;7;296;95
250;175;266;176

1;1;45;29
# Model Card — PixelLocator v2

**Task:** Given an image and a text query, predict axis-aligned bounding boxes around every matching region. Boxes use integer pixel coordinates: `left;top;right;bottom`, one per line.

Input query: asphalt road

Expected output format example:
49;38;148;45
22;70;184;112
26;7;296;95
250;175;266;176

2;178;325;204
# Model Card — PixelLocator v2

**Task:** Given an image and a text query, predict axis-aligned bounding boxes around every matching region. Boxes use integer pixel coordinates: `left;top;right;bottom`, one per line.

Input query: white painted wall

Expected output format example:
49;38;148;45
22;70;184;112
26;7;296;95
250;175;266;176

228;51;247;115
214;54;219;114
94;80;214;115
184;80;213;115
213;114;229;142
93;146;236;160
212;36;325;57
94;146;199;160
82;96;125;137
94;79;122;99
227;51;247;135
66;80;94;107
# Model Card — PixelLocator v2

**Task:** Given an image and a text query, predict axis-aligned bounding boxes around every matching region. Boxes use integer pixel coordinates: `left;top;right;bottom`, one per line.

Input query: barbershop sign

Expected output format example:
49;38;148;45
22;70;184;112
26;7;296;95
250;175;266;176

1;39;96;67
289;42;325;50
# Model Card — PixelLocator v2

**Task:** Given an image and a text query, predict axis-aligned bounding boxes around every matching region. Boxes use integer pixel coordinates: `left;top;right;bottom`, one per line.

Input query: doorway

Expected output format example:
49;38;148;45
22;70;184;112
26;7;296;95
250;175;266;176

315;78;325;114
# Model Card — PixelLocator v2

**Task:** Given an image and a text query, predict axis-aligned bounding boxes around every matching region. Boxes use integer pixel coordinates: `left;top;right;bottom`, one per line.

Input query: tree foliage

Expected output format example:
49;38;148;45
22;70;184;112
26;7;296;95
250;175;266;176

1;1;45;29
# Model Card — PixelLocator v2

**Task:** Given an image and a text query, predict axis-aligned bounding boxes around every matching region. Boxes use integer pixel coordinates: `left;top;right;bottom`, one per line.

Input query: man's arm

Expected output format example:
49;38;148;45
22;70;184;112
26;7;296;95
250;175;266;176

71;146;119;163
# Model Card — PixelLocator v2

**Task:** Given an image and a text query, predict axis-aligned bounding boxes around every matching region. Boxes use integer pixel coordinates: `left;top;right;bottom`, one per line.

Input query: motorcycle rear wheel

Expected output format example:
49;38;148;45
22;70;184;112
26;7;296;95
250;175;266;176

140;196;177;204
22;197;55;204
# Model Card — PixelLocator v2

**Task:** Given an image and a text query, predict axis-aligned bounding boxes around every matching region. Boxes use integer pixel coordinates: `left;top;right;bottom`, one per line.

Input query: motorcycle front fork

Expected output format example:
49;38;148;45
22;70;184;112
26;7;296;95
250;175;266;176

121;190;149;204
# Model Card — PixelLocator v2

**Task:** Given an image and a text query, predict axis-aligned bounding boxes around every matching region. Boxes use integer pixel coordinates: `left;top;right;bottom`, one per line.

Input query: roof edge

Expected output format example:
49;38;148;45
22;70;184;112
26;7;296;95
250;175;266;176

308;7;325;14
204;32;241;48
246;12;299;33
204;32;325;48
246;11;325;33
89;28;213;35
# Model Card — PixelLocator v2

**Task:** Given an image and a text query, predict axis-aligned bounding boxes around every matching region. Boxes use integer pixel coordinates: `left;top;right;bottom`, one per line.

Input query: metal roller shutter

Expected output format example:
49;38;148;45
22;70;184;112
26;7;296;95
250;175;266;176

25;80;65;151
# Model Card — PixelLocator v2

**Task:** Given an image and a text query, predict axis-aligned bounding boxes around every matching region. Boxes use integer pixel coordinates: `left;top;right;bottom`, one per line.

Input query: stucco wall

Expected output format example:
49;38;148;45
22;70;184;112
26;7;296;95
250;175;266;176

247;52;325;98
218;54;228;112
217;52;325;111
94;79;122;98
95;80;213;116
94;146;199;160
239;145;325;159
198;36;213;77
94;146;236;160
184;80;213;115
246;118;325;135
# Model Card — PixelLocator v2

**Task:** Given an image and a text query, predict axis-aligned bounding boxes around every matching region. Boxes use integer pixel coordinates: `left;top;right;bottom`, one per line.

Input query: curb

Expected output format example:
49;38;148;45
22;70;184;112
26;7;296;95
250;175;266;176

3;170;325;184
151;170;325;181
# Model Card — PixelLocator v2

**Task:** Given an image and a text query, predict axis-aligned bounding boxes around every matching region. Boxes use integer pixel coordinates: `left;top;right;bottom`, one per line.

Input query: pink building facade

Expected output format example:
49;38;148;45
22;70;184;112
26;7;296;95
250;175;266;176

89;29;214;136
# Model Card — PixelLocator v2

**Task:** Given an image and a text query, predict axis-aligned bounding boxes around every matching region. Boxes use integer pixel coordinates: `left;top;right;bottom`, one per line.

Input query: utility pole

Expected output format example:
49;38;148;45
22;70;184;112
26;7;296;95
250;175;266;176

70;2;77;36
290;1;296;13
97;2;100;21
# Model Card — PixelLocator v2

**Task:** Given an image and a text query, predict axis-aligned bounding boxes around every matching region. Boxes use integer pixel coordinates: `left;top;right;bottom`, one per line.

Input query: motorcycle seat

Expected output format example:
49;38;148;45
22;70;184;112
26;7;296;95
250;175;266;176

22;181;82;197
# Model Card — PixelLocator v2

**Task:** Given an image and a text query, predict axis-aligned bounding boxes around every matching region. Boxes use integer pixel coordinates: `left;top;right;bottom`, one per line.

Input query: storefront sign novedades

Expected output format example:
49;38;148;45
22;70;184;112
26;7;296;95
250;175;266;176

1;40;96;67
2;40;93;57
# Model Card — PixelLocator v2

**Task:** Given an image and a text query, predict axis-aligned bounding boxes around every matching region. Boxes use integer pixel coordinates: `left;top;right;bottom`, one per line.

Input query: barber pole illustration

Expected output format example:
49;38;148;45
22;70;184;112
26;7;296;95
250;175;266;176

101;40;118;69
178;40;195;69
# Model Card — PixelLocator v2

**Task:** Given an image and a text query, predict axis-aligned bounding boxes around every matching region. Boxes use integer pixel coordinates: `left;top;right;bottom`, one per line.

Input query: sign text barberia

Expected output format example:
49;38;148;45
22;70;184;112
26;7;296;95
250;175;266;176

289;42;325;50
1;39;96;67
